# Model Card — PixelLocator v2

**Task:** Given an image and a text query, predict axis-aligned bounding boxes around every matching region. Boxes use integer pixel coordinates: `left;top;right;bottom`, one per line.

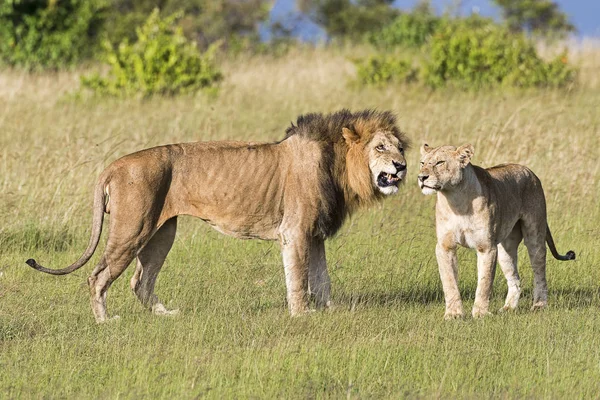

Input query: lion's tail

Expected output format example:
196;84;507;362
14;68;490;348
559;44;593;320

25;179;108;275
546;224;576;261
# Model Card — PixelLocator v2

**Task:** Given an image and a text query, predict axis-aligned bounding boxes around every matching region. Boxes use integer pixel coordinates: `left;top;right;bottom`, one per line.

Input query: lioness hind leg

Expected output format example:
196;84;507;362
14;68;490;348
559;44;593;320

131;217;178;316
522;219;548;310
498;224;523;312
308;238;331;310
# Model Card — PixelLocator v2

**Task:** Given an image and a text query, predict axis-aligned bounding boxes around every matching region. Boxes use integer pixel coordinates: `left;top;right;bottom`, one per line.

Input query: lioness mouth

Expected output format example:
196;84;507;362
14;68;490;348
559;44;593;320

421;184;440;191
377;172;401;187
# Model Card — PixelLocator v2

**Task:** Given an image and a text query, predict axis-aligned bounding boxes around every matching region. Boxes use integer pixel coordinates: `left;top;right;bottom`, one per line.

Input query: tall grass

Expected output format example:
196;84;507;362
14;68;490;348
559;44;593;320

1;45;600;398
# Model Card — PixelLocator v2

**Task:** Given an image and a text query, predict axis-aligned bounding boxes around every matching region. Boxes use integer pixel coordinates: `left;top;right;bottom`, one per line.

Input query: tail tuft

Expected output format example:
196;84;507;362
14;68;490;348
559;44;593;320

565;250;576;260
26;259;37;268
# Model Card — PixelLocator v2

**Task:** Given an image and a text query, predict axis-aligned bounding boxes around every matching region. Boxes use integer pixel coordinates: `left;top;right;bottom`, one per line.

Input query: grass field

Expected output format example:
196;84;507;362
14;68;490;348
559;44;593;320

1;46;600;398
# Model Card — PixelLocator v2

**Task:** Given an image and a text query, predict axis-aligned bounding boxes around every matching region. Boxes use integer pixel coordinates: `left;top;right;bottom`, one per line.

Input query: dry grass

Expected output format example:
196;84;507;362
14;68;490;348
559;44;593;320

1;44;600;398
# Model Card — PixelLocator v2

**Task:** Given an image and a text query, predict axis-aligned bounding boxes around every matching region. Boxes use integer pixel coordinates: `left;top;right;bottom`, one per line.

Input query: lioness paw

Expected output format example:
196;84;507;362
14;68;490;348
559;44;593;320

472;309;493;319
444;311;465;320
499;305;517;313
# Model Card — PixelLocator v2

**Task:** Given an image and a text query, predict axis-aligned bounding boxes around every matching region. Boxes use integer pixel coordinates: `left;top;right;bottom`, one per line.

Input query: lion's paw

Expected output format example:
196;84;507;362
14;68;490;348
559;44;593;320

97;315;121;324
152;303;180;316
530;302;547;312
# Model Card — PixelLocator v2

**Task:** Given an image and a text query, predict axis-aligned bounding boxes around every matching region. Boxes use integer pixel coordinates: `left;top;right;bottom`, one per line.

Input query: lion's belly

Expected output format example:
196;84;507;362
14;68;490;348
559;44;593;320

197;211;281;241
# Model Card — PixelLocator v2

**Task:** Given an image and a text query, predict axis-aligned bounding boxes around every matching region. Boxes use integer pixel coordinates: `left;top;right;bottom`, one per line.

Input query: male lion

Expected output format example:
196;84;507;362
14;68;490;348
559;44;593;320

26;109;409;322
418;143;575;319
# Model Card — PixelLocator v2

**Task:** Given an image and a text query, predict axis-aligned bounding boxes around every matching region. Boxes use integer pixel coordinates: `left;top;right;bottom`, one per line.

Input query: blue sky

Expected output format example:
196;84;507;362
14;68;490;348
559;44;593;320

271;0;600;39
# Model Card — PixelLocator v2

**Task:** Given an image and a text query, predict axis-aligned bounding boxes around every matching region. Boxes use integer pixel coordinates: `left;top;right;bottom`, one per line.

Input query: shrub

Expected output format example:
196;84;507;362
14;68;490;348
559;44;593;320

354;56;418;86
367;11;440;49
81;9;223;97
0;0;105;70
423;20;576;89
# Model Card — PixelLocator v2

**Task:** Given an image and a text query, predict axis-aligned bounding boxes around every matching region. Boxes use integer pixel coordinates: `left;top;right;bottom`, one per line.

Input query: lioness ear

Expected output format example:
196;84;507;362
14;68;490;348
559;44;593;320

420;143;431;156
342;127;360;144
456;144;474;166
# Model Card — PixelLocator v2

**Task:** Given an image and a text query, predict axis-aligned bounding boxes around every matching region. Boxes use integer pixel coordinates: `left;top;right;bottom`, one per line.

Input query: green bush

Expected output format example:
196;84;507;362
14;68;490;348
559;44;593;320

354;56;418;86
81;9;222;97
367;11;440;49
0;0;105;70
423;20;576;89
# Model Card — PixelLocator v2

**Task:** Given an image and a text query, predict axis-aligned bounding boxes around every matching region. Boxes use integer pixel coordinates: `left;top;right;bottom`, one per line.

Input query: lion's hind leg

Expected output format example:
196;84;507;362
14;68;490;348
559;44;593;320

130;217;178;316
88;210;158;323
498;223;523;313
88;246;137;323
522;217;548;311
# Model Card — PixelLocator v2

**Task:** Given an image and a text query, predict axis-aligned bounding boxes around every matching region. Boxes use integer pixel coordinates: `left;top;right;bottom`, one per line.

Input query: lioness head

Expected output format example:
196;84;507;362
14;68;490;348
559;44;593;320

418;143;474;195
343;127;407;196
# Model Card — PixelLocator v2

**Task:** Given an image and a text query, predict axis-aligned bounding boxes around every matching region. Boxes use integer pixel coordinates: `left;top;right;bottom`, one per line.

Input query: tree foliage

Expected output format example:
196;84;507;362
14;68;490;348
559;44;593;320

493;0;575;37
297;0;399;40
367;3;439;49
103;0;271;50
0;0;106;70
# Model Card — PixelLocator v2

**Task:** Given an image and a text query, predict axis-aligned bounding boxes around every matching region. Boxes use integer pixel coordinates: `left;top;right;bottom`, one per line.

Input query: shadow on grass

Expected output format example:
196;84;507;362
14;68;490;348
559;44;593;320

335;286;448;308
334;286;600;310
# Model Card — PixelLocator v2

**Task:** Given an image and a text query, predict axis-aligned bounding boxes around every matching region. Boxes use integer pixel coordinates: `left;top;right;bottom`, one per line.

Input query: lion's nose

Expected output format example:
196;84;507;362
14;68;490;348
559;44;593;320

418;174;429;182
393;161;406;172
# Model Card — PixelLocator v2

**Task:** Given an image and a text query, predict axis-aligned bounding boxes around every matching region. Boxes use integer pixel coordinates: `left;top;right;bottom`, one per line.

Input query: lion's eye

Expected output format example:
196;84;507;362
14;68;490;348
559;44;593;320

376;144;386;152
435;160;445;166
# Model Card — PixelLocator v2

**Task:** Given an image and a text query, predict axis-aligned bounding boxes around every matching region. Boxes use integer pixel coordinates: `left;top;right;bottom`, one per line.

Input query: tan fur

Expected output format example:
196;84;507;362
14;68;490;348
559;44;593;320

418;144;575;319
26;110;409;323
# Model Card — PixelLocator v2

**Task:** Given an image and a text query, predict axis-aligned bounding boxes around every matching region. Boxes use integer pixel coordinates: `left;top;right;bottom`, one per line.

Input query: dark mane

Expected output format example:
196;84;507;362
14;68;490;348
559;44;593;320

283;109;408;239
285;109;407;144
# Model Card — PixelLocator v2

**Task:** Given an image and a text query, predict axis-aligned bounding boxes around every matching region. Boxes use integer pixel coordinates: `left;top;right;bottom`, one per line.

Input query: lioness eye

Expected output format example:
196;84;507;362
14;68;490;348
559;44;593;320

376;144;385;152
435;160;445;166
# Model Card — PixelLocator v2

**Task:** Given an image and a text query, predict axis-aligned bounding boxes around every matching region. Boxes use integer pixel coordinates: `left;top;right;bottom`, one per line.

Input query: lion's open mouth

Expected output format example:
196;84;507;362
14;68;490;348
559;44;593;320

377;171;401;187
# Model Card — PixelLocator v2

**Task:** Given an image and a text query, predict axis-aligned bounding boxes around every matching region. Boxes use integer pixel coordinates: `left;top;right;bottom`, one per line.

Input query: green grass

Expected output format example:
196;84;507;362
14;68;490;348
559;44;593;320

1;48;600;398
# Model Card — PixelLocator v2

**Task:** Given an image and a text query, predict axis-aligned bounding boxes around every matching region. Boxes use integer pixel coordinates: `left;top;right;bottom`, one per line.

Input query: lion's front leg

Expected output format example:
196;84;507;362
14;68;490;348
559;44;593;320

280;233;310;316
436;242;464;319
472;246;498;318
308;237;331;310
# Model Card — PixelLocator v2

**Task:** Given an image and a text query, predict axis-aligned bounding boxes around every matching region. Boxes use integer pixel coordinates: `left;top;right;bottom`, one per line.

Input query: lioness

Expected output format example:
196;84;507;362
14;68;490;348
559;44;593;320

26;109;409;323
418;144;575;319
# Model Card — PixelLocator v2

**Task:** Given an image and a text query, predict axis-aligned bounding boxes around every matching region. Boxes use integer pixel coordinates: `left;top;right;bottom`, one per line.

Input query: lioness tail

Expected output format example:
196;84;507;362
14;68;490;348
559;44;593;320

546;224;576;261
25;180;107;275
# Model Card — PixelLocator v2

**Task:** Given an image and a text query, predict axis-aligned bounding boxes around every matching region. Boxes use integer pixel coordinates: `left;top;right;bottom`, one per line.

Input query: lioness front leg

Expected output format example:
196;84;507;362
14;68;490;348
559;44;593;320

280;233;310;316
435;243;464;319
308;237;331;310
472;247;498;318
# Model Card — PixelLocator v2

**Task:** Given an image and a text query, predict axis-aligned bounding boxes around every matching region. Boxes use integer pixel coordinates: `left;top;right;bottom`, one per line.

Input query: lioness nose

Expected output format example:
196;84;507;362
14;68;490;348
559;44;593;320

418;174;429;182
393;161;406;171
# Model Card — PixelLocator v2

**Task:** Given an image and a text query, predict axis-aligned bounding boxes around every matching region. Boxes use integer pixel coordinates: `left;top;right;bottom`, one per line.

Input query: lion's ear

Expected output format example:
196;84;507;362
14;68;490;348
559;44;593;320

342;127;360;144
456;144;474;166
420;143;431;156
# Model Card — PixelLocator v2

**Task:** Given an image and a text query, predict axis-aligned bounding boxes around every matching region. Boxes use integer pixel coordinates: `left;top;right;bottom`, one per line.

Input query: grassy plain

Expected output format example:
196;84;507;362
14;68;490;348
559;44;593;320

1;45;600;398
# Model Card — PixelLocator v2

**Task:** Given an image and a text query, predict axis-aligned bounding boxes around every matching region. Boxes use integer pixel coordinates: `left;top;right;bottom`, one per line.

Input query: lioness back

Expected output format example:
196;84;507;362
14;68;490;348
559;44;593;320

476;163;545;209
